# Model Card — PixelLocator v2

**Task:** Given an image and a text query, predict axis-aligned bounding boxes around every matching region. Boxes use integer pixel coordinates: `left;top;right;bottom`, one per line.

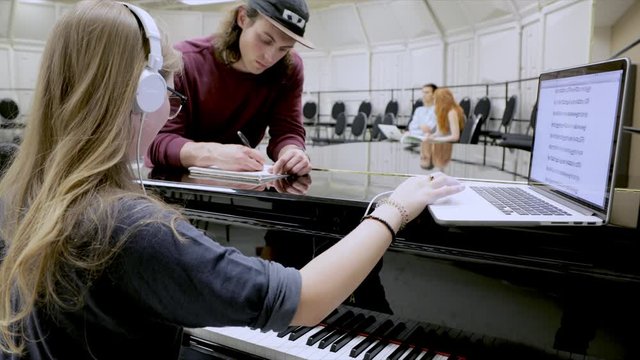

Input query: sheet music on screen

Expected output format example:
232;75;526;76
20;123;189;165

530;69;623;208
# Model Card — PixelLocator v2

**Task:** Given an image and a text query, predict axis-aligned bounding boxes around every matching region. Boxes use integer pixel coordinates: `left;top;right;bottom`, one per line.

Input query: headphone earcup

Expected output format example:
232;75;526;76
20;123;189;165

135;67;166;113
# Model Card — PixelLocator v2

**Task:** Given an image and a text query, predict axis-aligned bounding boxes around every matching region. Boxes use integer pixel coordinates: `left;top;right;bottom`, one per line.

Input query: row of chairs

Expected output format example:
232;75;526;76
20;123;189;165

304;95;536;148
304;99;401;143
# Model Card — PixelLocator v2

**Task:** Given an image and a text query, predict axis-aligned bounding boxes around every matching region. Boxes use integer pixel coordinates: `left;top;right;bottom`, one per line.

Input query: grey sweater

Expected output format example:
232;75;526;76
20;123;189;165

2;199;301;360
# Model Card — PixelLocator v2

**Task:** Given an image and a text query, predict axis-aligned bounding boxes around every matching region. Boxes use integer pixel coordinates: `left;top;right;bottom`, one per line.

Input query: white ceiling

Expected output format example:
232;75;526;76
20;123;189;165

28;0;640;47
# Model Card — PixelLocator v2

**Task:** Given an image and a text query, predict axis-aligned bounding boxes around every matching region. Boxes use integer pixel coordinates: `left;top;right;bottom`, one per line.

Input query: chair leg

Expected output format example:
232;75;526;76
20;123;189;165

483;141;487;165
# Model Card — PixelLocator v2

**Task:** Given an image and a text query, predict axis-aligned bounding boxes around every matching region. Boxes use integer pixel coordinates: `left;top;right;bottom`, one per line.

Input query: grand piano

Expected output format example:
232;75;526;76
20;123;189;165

141;142;640;360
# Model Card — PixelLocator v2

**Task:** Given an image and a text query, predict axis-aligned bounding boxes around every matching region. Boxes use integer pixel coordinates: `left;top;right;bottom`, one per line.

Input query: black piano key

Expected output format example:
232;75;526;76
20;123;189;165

387;325;426;360
404;324;441;360
288;308;341;341
363;322;407;360
288;325;316;341
421;352;437;360
307;310;355;346
331;315;377;352
349;318;394;357
402;347;424;360
277;325;298;338
320;313;366;349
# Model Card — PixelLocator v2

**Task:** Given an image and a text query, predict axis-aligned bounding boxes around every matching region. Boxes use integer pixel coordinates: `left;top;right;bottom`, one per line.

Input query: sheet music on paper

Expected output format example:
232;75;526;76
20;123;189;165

188;164;289;183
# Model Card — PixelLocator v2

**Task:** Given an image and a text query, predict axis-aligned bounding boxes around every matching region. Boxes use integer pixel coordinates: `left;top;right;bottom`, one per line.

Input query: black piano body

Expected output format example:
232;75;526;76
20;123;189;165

142;143;640;360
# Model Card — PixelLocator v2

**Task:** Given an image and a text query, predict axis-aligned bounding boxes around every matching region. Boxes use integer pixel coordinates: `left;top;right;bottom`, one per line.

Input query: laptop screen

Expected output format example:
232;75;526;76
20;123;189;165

529;59;629;214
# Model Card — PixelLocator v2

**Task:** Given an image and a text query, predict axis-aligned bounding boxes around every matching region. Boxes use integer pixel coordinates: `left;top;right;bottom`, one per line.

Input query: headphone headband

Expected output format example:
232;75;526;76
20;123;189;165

120;2;163;72
120;2;166;113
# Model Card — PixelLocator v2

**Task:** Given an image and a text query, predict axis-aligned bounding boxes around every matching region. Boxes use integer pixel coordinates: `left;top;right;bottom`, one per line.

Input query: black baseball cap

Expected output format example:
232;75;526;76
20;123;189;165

248;0;314;49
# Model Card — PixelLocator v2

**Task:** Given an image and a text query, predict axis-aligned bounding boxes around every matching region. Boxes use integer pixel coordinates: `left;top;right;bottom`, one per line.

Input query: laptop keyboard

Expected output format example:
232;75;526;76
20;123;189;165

471;186;571;216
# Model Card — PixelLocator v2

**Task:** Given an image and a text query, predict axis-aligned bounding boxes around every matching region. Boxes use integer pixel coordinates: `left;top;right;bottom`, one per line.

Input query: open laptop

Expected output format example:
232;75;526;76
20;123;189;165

428;58;635;226
377;124;404;141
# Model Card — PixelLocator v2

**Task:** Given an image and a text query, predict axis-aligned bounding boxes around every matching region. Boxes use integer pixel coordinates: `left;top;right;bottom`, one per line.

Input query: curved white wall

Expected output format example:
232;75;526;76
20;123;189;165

0;0;604;123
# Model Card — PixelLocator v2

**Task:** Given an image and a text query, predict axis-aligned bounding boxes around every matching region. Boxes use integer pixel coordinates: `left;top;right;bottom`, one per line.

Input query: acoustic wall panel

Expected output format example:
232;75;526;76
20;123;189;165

0;0;11;39
13;2;56;42
476;25;519;83
151;11;203;44
0;47;10;90
330;51;369;91
14;49;42;89
543;0;590;71
203;12;226;38
446;39;474;86
301;54;324;93
408;44;444;89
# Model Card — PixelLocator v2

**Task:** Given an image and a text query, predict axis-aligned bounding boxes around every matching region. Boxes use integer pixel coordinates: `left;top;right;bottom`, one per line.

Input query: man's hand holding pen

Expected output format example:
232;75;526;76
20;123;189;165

179;133;265;171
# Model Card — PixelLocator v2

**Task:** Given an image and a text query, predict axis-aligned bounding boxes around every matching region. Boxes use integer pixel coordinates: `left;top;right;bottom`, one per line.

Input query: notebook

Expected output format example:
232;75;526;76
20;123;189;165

428;58;634;226
188;164;289;184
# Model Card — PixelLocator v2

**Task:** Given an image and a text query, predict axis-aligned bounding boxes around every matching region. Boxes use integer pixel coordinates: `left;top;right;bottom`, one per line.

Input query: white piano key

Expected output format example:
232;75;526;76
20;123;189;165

186;306;472;360
371;342;400;360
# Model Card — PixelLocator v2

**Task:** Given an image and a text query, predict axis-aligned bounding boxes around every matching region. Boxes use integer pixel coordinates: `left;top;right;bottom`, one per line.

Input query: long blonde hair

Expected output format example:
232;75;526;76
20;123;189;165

434;88;465;134
0;0;181;353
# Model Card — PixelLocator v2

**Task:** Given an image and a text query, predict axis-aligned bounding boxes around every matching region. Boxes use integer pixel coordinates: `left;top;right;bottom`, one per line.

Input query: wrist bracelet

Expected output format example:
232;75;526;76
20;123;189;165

376;198;409;230
361;215;396;243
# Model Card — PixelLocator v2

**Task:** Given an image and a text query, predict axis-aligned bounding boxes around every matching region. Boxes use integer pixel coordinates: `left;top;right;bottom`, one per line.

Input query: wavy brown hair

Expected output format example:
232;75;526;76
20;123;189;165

434;88;465;134
214;1;293;79
0;0;182;354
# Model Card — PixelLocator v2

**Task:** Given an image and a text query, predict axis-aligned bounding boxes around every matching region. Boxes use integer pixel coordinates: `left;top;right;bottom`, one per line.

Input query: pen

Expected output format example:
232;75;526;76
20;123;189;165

237;131;251;148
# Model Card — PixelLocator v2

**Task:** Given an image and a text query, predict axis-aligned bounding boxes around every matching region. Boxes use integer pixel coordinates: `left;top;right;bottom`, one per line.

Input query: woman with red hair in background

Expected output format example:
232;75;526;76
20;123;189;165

420;88;465;169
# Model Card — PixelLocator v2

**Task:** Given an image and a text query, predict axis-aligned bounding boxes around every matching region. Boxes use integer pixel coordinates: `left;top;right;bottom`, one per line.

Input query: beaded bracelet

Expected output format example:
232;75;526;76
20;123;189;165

361;215;396;243
376;198;409;230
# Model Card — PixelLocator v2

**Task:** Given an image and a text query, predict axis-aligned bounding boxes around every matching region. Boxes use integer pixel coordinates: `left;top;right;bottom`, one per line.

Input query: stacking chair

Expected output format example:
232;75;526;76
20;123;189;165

302;101;318;126
458;114;481;144
498;102;537;151
470;96;491;144
482;95;517;144
382;112;395;125
350;112;367;141
331;101;346;120
0;98;20;129
332;112;347;142
370;114;383;141
459;97;471;121
378;113;396;141
302;101;319;142
328;101;346;141
411;99;423;116
497;103;537;170
384;100;399;118
357;100;372;118
0;142;18;176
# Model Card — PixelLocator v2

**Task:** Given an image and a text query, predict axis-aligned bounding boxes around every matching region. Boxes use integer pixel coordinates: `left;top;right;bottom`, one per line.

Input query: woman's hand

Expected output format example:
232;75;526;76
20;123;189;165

388;172;464;223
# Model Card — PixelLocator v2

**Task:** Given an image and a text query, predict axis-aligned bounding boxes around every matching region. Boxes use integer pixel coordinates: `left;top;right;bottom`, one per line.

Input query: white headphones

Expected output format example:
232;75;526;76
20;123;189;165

121;2;166;113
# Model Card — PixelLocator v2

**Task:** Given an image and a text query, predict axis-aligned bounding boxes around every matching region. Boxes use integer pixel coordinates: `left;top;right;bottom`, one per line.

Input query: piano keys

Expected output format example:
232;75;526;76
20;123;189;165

183;305;596;360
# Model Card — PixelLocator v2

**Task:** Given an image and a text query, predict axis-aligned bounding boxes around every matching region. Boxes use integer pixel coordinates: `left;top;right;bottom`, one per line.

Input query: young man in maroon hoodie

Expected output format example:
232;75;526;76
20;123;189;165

148;0;314;176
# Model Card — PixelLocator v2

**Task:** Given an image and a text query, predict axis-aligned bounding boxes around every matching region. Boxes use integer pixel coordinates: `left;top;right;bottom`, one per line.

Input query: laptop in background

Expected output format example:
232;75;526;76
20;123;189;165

377;124;404;141
428;58;635;226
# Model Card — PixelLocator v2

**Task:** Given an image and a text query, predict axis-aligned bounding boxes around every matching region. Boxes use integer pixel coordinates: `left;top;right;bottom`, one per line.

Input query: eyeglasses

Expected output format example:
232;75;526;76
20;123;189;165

167;86;187;120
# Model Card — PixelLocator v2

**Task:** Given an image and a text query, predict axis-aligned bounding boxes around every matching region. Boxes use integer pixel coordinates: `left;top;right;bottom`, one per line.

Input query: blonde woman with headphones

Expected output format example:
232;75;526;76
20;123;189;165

0;1;463;358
